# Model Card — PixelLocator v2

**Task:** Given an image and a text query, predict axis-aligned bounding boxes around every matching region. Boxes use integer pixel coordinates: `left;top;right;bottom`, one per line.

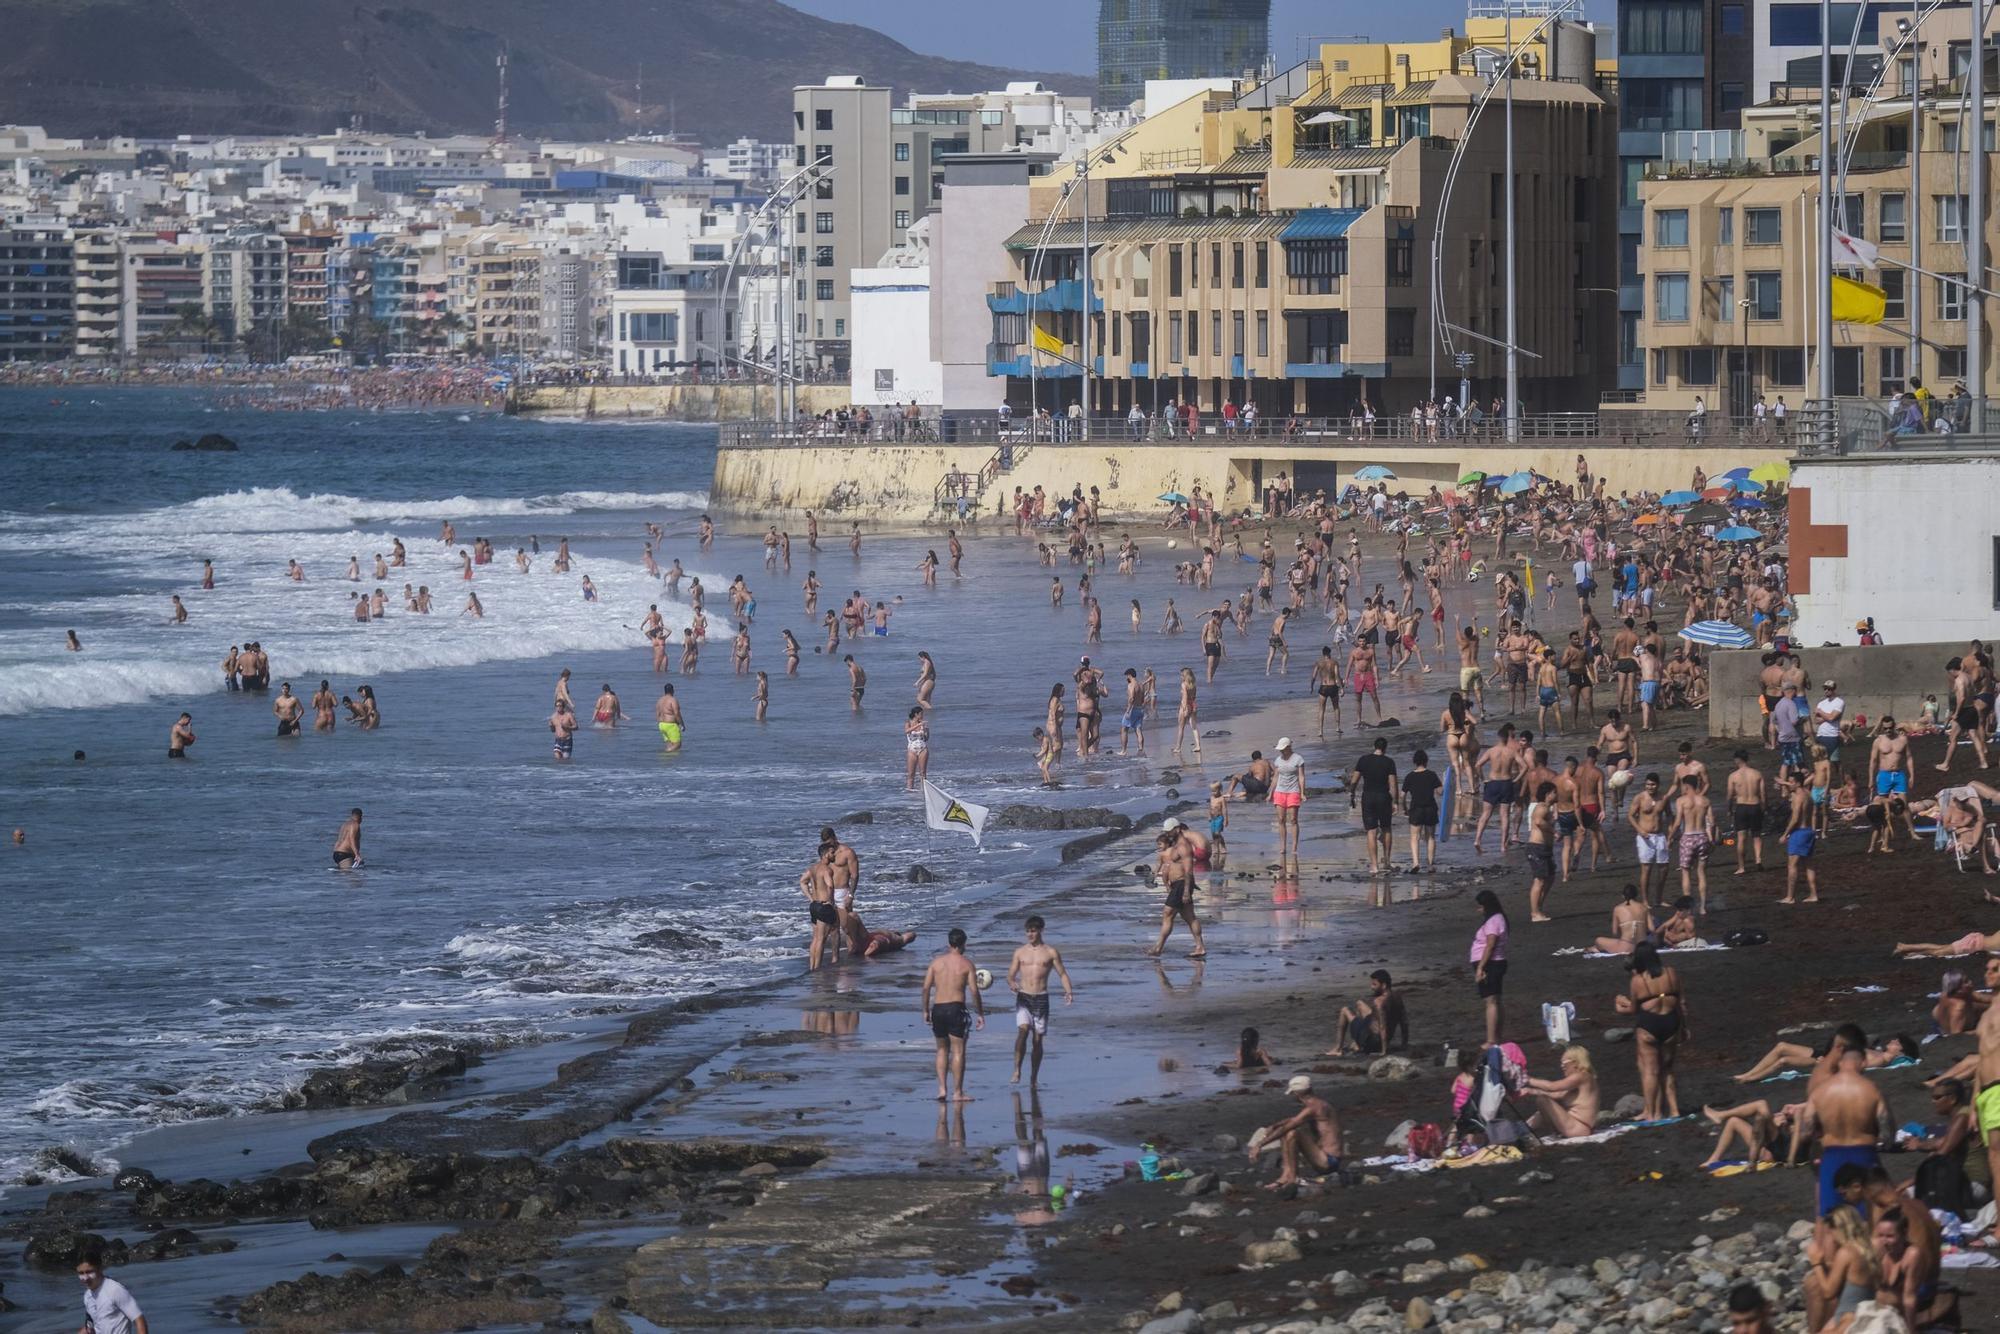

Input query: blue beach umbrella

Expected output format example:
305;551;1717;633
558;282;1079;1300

1354;464;1396;480
1499;470;1535;495
1679;620;1755;649
1723;466;1754;481
1729;496;1768;511
1661;489;1700;506
1716;525;1761;542
1732;478;1765;494
1159;491;1189;504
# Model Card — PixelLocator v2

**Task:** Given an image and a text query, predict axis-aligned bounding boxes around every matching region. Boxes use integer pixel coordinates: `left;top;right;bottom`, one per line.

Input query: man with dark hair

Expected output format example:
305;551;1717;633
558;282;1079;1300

1807;1023;1890;1217
332;808;363;869
1328;969;1406;1056
921;927;985;1102
1006;915;1073;1087
1725;1283;1774;1334
76;1249;147;1334
1349;736;1398;875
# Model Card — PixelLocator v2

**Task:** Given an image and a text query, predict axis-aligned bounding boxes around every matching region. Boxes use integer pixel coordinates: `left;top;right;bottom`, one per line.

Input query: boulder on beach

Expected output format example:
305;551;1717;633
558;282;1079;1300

169;433;238;452
994;804;1132;832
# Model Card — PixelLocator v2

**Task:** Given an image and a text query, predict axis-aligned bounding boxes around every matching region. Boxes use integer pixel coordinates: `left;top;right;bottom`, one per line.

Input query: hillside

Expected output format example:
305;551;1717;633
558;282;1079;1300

0;0;1086;141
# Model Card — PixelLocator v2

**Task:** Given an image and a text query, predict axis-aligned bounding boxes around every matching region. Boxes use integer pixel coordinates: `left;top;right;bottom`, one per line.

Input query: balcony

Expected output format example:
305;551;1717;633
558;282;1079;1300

986;279;1102;315
1644;150;1908;181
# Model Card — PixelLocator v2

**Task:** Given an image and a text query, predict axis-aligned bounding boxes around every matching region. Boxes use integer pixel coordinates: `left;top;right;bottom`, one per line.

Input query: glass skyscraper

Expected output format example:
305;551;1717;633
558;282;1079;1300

1097;0;1271;109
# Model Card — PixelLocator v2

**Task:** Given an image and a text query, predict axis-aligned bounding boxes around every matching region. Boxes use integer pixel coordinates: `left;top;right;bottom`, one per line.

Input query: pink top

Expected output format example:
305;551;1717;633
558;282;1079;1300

1470;913;1508;964
1451;1074;1475;1116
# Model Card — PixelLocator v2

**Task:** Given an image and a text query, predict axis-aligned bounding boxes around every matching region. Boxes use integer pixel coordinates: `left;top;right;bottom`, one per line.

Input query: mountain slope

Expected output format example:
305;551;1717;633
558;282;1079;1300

0;0;1086;141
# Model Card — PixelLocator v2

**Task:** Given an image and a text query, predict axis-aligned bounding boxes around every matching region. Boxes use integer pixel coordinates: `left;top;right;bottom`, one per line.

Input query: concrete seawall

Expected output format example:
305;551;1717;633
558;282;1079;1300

711;438;1795;522
515;384;851;420
1708;643;1946;739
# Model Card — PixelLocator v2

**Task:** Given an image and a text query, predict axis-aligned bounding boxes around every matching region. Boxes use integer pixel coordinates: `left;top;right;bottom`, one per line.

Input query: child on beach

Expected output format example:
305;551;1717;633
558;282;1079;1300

1226;1027;1276;1071
1033;727;1059;786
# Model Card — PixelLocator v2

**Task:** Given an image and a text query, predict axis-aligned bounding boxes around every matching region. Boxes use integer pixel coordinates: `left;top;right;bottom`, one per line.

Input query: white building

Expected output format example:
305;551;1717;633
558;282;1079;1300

847;219;942;409
706;137;791;183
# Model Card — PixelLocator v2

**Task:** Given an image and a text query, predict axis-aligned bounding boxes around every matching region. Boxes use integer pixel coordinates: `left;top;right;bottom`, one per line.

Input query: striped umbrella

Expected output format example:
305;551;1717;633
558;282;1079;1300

1680;620;1755;648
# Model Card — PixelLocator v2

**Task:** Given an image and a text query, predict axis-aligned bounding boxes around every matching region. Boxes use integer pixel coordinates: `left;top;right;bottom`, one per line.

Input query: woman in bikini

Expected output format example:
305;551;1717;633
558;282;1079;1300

1439;691;1479;787
903;707;930;791
1173;668;1201;758
781;630;801;676
1614;942;1685;1121
1521;1046;1600;1139
1730;1032;1919;1083
914;652;937;710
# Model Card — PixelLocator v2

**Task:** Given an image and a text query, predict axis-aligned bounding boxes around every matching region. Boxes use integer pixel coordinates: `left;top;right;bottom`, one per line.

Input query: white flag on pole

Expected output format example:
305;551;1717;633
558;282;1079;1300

921;779;989;848
1831;228;1880;270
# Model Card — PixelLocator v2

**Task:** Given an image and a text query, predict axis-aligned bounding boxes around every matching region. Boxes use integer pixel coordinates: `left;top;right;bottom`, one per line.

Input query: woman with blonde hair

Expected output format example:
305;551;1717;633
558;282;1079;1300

1519;1046;1600;1139
1173;668;1202;758
1804;1205;1878;1332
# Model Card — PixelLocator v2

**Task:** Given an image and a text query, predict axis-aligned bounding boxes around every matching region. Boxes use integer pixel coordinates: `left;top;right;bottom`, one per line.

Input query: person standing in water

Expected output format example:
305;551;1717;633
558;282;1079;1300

1007;915;1074;1087
655;684;684;751
921;927;986;1101
332;808;363;870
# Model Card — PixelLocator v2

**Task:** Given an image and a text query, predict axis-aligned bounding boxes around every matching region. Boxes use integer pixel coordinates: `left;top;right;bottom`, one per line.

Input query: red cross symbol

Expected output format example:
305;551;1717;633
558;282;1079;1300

1786;485;1846;596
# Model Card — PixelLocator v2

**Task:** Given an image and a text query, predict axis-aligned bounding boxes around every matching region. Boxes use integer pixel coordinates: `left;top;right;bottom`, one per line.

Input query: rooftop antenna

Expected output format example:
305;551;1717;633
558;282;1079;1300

495;45;510;145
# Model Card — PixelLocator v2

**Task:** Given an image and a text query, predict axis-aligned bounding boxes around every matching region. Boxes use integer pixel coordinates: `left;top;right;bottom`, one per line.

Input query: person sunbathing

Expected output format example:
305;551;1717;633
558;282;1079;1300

1594;894;1697;955
1732;1032;1920;1083
1895;932;2000;959
1698;1097;1809;1167
1519;1044;1600;1139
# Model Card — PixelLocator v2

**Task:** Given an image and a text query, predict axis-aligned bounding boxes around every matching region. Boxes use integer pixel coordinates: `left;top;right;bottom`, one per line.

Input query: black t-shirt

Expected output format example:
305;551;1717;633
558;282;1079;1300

1354;753;1398;803
1403;768;1444;814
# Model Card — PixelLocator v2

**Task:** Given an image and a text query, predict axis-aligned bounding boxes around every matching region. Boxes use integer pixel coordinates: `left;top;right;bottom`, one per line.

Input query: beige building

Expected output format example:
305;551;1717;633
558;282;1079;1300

1635;11;1999;411
987;32;1617;416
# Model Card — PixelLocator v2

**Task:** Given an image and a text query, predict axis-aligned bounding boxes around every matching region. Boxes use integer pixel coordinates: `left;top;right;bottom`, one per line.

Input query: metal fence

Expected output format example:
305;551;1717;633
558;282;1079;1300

1798;396;2000;456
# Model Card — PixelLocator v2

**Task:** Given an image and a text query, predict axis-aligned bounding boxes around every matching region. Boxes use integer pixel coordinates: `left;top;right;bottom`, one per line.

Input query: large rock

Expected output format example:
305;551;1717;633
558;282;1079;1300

632;926;716;952
1245;1238;1302;1265
296;1048;475;1109
1138;1311;1203;1334
1368;1056;1421;1081
23;1229;116;1270
169;433;239;452
993;805;1133;832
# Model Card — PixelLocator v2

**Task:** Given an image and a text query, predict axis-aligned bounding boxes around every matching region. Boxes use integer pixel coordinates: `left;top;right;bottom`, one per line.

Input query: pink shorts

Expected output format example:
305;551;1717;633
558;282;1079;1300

1272;791;1302;809
1954;931;1987;955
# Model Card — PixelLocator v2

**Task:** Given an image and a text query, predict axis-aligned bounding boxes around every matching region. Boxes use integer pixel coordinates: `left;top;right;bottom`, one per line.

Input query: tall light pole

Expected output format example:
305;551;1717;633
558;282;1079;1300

1899;18;1924;386
1816;0;1836;419
1968;0;1988;420
1503;0;1521;443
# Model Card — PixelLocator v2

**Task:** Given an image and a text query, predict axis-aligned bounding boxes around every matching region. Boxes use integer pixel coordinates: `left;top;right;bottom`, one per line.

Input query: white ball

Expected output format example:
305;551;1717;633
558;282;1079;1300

975;968;995;990
1609;770;1634;789
1167;539;1178;549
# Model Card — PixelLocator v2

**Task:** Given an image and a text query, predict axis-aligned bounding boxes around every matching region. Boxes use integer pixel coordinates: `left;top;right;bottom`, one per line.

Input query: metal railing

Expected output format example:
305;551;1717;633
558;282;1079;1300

1798;395;2000;455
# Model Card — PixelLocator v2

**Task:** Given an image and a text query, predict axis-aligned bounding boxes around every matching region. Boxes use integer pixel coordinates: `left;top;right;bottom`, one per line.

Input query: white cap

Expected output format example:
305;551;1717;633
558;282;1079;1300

1286;1075;1313;1095
1162;817;1184;832
1276;736;1293;750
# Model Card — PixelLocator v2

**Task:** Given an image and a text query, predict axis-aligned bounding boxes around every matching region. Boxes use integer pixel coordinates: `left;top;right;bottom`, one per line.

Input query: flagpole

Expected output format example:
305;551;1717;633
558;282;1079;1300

1816;0;1836;426
1967;0;1988;421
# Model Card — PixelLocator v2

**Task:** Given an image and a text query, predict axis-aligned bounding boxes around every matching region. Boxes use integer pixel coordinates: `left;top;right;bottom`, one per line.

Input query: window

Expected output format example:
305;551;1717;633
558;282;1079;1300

1936;195;1970;242
1720;82;1745;115
1286;310;1349;364
814;246;834;268
832;318;844;337
617;255;661;288
1680;347;1717;384
1110;313;1120;356
1622;161;1646;208
1131;312;1150;363
1839;194;1864;238
1715;276;1735;320
1619;313;1640;366
1940;347;1968;380
627;311;678;342
815;212;834;234
895;175;909;196
1880;192;1906;242
1284;238;1348;295
1654;272;1690;321
894;210;910;229
1386;309;1415;357
1745;208;1782;244
1187;311;1199;357
815;109;833;132
1256;310;1269;357
1210;243;1222;287
1747;271;1782;319
1879;346;1906;395
1721;2;1745;34
1940;273;1969;321
1768;347;1805;386
1620;236;1640;282
1255;242;1268;288
796;279;807;301
1168;246;1183;297
1231;242;1244;288
1881;268;1905;319
1621;78;1704;131
932;175;944;199
1388;236;1414;286
1232;310;1245;356
816;177;833;198
815;144;832;164
1210;311;1221;357
1652;347;1669;385
1620;1;1704;53
1716;207;1733;245
815;279;834;300
894;142;910;162
1654;209;1689;247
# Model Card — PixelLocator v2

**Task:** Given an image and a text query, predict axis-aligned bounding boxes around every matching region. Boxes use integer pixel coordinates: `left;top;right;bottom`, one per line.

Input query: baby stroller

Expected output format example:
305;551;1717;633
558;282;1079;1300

1451;1042;1541;1148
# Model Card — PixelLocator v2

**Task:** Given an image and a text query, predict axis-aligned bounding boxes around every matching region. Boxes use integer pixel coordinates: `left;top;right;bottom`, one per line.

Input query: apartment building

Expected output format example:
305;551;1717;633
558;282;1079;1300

1097;0;1271;111
72;228;120;357
986;31;1616;416
790;77;1093;373
0;222;74;360
1635;41;1999;408
120;235;202;354
203;230;287;344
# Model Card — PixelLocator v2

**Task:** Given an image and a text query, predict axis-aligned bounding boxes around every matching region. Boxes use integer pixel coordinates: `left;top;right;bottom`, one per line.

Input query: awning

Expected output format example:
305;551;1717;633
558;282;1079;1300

1279;207;1366;241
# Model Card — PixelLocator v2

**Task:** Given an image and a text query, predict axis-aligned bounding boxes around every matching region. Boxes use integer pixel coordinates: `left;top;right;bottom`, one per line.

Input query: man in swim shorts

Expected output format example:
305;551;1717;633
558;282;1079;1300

1870;716;1912;797
332;807;363;869
921;927;986;1101
800;844;842;969
1250;1075;1345;1188
1666;772;1716;913
1630;772;1668;904
655;683;684;752
1806;1026;1887;1216
273;683;304;737
168;712;195;759
1006;915;1074;1086
548;698;576;760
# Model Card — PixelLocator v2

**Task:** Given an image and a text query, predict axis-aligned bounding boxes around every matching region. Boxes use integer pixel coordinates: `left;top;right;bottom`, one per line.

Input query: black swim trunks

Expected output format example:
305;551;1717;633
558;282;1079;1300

167;748;186;759
1240;776;1270;799
1319;684;1341;702
1361;798;1395;832
1475;959;1508;998
1526;843;1555;880
809;900;840;927
277;719;300;736
1204;642;1221;658
1165;877;1196;913
333;850;354;868
930;1001;971;1040
1733;803;1765;835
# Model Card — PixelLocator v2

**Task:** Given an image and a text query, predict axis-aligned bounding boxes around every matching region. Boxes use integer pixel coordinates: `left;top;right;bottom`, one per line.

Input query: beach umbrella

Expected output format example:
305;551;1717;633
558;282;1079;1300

1729;496;1768;511
1680;620;1755;648
1458;470;1487;485
1685;502;1731;524
1749;461;1790;484
1716;525;1761;542
1701;486;1733;500
1732;478;1765;494
1633;513;1662;526
1723;466;1754;481
1354;464;1396;480
1159;491;1188;504
1499;470;1534;495
1661;489;1700;506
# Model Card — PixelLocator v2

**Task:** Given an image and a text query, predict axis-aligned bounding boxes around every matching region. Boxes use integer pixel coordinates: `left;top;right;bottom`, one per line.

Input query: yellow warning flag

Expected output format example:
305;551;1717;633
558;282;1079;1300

1031;323;1066;357
1830;274;1887;325
1523;559;1535;598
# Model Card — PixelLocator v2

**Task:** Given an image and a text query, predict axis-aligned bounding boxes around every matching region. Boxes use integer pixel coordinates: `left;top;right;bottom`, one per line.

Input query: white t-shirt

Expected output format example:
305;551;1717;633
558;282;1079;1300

1814;696;1845;738
1572;559;1591;586
1272;752;1306;794
83;1278;144;1334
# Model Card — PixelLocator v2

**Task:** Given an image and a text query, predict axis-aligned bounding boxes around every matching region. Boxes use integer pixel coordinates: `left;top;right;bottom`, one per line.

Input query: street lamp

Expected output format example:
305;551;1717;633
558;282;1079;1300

1739;296;1753;430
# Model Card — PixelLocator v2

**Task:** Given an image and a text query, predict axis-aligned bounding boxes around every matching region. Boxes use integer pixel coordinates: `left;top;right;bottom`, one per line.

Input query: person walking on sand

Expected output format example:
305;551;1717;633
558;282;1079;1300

1271;736;1308;870
1172;667;1202;759
1313;645;1345;738
1147;829;1208;958
921;927;986;1102
1007;915;1074;1086
1665;773;1716;914
1471;889;1508;1045
75;1249;148;1334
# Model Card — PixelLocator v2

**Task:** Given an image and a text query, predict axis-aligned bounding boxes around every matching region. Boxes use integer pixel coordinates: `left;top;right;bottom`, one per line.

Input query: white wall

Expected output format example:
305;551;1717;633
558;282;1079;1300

1790;455;2000;646
848;265;942;407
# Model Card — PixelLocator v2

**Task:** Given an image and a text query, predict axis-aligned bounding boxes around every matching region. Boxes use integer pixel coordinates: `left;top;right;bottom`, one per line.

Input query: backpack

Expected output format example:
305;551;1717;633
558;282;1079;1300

1724;928;1770;948
1406;1122;1446;1160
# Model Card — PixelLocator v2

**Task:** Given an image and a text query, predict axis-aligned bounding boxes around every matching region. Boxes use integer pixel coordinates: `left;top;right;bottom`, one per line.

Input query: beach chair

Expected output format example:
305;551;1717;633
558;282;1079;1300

1452;1043;1541;1149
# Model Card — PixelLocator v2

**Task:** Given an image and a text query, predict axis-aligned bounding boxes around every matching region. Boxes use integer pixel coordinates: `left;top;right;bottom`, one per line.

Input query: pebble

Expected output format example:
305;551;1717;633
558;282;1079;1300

1461;1205;1495;1219
1403;1236;1436;1252
1330;1270;1368;1296
1404;1295;1434;1328
1181;1172;1219;1196
1517;1170;1556;1185
1136;1310;1202;1334
1246;1238;1303;1266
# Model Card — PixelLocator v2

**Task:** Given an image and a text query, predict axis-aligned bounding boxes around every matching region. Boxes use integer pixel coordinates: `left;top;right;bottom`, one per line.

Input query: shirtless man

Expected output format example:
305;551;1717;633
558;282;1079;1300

272;683;304;737
1869;716;1913;802
548;698;576;760
593;684;627;727
1610;617;1640;710
1974;983;2000;1203
311;681;338;731
1312;646;1345;738
1665;773;1716;913
920;928;986;1102
1807;1025;1891;1218
1119;669;1146;755
1574;747;1612;865
1724;751;1768;874
1200;610;1225;683
799;844;841;970
168;712;195;759
1561;631;1595;722
820;825;862;958
1455;623;1486;710
1501;622;1533;714
1471;724;1522;853
654;684;684;752
332;807;363;870
1006;915;1074;1086
1250;1075;1344;1189
1148;830;1208;958
1525;781;1559;920
1631;772;1669;905
846;655;866;712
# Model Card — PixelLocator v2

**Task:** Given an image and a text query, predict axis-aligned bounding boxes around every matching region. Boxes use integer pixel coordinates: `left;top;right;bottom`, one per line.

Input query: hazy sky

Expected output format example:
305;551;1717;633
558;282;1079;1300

786;0;1612;75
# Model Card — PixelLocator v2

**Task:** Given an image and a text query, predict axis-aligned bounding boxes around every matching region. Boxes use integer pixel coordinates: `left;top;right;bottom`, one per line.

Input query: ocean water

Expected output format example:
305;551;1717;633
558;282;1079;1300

0;388;1439;1195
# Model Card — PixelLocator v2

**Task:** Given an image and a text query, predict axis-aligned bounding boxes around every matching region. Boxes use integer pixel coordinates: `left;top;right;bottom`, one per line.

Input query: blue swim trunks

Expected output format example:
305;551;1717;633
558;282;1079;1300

1787;826;1818;859
1817;1143;1879;1216
1875;770;1909;796
1640;680;1659;705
